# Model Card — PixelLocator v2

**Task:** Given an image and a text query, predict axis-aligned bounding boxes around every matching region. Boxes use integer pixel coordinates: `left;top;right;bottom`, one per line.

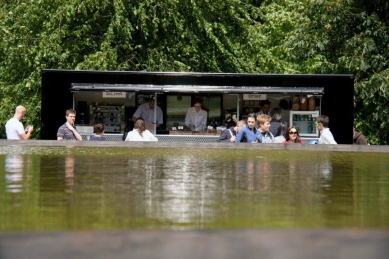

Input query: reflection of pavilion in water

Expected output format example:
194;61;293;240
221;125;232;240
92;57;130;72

35;150;360;228
140;156;223;227
233;155;334;204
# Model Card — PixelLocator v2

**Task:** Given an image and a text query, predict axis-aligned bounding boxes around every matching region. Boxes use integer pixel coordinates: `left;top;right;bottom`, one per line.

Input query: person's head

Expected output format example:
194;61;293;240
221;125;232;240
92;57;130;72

148;99;155;109
279;99;289;110
257;114;272;132
226;120;236;128
134;118;146;136
235;120;247;132
193;98;203;112
14;105;27;120
270;107;282;121
275;121;288;138
94;123;104;135
65;109;76;124
315;115;329;130
260;99;271;115
246;113;257;130
286;126;302;143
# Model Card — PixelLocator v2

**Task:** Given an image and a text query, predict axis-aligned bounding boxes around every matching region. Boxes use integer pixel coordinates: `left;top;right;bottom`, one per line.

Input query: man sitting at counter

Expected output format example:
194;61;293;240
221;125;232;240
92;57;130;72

132;98;163;131
185;97;208;132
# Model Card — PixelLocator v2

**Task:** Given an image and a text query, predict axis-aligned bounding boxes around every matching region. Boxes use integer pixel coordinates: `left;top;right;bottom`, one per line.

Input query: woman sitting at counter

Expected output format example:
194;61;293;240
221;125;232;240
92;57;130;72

282;126;304;144
125;118;158;142
185;98;208;132
89;123;106;141
235;113;262;143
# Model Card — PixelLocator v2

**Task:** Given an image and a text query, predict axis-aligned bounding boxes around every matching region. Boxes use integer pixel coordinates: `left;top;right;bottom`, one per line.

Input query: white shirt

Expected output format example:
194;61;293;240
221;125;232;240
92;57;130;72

132;103;163;124
125;129;158;141
5;118;24;140
185;107;208;131
319;128;337;144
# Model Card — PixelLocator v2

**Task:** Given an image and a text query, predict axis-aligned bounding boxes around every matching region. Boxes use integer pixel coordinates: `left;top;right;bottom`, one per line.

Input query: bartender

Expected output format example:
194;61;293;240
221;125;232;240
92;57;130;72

132;98;163;131
185;98;208;131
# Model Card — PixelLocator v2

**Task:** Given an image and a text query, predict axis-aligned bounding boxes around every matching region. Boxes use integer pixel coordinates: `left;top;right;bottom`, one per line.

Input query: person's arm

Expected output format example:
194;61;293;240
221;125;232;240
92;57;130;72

199;111;208;130
185;108;193;128
217;130;230;142
156;107;163;128
132;105;142;122
57;125;65;140
235;128;245;143
66;123;83;141
146;130;158;141
19;125;33;140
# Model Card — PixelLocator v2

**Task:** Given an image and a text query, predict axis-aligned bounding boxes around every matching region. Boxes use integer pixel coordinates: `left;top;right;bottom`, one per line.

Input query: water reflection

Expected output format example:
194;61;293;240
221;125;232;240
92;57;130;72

1;147;388;231
5;154;24;193
65;156;75;193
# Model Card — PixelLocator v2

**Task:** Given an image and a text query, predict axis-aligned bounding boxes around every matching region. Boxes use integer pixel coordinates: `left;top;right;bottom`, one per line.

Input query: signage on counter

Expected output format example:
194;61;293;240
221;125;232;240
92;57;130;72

243;94;267;100
103;92;126;98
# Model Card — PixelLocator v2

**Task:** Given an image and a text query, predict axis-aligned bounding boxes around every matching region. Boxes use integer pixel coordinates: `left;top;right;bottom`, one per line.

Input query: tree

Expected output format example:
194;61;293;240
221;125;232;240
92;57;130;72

0;0;264;138
258;0;389;144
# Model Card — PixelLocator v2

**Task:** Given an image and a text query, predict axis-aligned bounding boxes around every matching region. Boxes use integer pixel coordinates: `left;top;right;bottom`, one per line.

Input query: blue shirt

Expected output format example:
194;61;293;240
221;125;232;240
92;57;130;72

133;103;163;124
235;126;262;143
89;136;106;141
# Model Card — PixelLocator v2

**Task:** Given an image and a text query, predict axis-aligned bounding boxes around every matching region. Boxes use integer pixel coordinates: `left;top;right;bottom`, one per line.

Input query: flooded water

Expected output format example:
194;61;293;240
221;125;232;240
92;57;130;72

0;145;388;231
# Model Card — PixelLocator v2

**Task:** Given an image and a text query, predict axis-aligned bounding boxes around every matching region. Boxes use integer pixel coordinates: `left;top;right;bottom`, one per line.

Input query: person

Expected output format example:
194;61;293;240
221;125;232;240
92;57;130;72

57;109;83;141
274;121;288;143
269;108;286;137
125;118;158;141
185;97;208;132
353;127;368;145
217;120;246;143
235;113;262;143
122;120;134;141
226;119;237;129
282;126;304;144
132;98;163;131
89;123;106;141
279;99;290;124
256;99;271;116
5;105;33;140
315;115;337;144
257;114;275;143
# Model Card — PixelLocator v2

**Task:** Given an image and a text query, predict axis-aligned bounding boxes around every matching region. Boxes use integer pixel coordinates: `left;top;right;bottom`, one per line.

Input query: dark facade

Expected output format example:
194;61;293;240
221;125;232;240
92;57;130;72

41;69;354;143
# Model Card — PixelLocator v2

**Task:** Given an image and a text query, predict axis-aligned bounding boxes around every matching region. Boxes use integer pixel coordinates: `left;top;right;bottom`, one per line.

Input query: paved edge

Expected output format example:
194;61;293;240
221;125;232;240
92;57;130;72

0;229;388;259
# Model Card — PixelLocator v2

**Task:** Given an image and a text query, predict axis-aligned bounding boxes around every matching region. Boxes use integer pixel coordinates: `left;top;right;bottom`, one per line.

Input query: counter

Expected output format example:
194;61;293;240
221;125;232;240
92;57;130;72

169;131;220;136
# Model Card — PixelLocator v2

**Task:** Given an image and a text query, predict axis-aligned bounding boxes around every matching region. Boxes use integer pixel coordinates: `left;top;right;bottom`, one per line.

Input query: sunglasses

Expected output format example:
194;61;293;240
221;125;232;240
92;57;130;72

289;131;298;135
314;122;321;126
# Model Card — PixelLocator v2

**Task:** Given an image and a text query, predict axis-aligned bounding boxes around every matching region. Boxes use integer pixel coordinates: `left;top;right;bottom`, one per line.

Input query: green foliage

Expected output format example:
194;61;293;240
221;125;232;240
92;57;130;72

1;0;389;143
0;0;263;138
258;0;389;144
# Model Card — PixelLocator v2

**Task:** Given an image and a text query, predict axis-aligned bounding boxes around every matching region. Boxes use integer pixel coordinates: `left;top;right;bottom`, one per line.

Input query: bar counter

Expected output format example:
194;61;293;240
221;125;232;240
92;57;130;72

169;130;220;136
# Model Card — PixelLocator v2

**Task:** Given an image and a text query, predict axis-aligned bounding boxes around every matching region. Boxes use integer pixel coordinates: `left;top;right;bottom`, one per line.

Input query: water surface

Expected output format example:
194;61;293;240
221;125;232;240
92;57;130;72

0;146;388;231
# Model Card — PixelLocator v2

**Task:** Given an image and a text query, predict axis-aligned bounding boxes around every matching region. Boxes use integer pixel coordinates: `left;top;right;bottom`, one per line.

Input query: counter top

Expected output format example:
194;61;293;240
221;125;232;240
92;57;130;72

169;131;219;136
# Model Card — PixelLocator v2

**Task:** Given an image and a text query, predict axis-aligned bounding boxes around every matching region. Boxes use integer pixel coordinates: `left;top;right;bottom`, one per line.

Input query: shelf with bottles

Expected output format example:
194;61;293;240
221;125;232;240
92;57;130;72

89;105;124;133
242;100;260;107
